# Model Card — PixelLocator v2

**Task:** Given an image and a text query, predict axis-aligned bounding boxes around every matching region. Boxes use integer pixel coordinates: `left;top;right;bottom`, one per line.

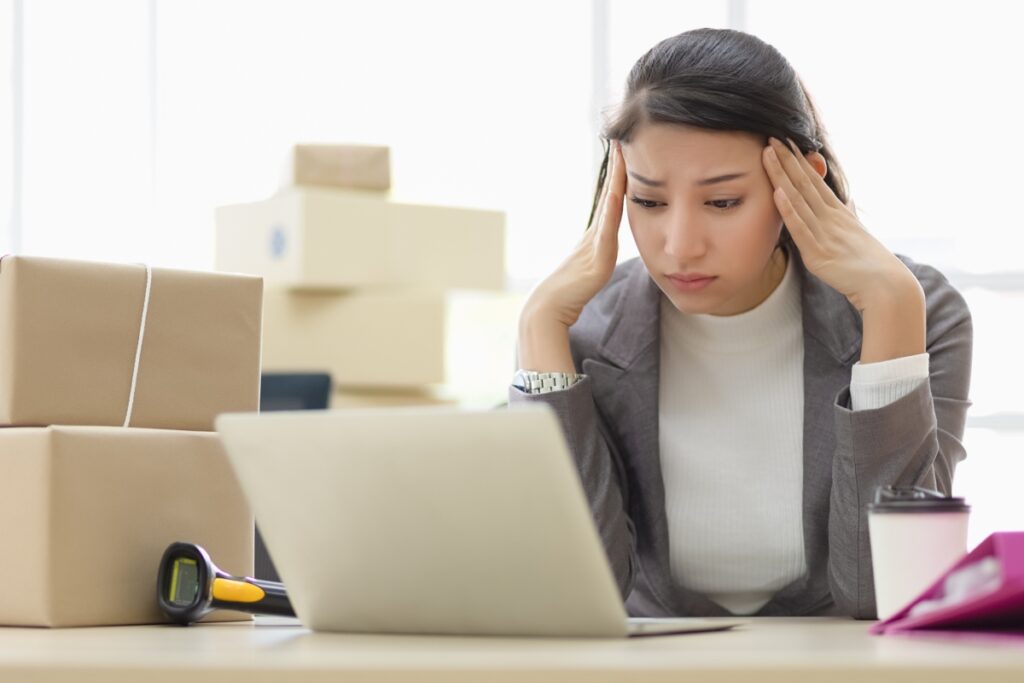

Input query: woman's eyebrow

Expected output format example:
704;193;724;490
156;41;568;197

627;171;749;187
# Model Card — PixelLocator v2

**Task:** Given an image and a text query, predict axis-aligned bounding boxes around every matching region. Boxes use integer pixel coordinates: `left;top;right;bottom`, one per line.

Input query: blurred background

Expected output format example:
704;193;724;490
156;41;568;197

1;0;1021;544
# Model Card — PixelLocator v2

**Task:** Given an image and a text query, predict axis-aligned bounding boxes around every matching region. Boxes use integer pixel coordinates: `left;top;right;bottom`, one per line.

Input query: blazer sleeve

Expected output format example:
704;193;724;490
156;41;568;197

508;379;638;599
826;266;973;619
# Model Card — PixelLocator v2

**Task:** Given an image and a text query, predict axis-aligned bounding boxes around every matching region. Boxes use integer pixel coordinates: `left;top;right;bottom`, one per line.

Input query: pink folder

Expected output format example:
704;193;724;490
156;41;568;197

870;531;1024;641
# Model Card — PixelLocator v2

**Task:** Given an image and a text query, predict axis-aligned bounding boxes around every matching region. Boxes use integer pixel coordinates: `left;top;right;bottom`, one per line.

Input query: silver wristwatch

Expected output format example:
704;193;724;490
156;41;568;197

512;369;584;395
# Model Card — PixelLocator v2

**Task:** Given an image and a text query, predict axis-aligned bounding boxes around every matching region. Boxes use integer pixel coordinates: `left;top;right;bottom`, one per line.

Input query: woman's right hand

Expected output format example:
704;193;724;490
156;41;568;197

517;141;627;373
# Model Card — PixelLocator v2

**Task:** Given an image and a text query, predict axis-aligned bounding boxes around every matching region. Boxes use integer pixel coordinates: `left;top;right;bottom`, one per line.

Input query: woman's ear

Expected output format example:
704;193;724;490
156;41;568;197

806;151;827;179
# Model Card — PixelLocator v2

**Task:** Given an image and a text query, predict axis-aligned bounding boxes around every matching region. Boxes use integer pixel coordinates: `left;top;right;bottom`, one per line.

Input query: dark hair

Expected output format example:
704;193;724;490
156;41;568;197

587;27;852;249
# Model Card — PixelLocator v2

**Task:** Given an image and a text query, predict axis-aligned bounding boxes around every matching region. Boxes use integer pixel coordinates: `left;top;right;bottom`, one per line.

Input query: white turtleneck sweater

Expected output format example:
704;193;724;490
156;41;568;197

658;256;929;615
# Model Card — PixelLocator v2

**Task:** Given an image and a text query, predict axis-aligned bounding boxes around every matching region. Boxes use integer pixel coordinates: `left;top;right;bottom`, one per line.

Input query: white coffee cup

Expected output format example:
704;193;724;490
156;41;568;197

867;486;970;621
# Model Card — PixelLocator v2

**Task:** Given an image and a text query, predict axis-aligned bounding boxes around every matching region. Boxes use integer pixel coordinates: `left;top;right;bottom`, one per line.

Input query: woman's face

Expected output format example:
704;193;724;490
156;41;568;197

621;123;796;316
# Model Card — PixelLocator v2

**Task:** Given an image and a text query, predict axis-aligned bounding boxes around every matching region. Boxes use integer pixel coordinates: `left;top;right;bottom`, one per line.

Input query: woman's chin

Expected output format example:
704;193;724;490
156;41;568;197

658;287;722;316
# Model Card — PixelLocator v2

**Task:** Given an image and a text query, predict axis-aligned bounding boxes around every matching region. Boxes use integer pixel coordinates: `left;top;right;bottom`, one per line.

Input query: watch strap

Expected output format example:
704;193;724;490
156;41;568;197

513;370;584;395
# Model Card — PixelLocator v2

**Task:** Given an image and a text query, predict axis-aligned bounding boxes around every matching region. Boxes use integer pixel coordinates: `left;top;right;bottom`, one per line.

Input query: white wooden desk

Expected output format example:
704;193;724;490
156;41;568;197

1;617;1022;682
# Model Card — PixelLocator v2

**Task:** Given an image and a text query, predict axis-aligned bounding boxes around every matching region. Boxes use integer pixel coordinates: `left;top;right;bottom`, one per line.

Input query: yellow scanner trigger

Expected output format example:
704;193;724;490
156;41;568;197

212;578;266;604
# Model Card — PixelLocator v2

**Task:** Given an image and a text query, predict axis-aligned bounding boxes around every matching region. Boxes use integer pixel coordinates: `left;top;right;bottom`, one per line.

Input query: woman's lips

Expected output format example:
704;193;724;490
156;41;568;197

666;273;717;292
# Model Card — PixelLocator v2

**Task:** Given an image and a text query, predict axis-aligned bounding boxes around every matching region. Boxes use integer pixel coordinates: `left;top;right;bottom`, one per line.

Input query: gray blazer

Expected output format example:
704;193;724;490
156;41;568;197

509;248;972;619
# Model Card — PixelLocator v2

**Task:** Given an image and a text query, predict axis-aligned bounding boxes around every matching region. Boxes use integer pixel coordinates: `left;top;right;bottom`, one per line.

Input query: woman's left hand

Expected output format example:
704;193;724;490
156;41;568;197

762;137;919;314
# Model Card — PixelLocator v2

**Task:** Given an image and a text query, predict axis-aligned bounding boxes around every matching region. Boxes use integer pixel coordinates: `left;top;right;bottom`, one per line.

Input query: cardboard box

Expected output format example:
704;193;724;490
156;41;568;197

0;426;254;627
331;387;455;409
262;287;444;388
0;255;262;431
215;187;505;290
286;143;391;191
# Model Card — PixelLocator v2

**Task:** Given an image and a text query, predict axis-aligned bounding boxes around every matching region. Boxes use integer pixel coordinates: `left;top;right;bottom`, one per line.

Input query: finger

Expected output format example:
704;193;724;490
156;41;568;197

763;144;821;235
597;141;626;247
776;138;836;214
774;186;821;256
767;138;830;219
783;138;846;211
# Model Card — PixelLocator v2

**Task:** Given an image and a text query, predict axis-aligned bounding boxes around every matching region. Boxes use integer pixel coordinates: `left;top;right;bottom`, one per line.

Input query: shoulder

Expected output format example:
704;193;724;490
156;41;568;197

568;258;647;362
896;253;973;340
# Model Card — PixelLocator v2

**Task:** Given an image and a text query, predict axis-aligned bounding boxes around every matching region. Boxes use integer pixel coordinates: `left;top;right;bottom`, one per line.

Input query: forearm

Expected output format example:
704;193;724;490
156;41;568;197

518;304;577;373
857;272;927;364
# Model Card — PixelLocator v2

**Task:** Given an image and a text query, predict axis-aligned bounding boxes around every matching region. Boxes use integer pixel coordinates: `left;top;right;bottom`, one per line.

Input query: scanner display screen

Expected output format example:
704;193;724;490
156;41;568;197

169;557;200;606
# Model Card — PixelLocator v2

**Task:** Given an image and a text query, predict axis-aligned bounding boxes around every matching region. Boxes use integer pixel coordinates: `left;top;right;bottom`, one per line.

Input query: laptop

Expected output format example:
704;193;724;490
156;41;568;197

215;404;747;638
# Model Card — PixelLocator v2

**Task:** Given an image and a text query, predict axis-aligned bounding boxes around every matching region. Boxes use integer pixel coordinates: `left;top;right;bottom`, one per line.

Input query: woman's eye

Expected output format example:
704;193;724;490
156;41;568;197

629;196;744;211
708;198;743;210
629;196;661;209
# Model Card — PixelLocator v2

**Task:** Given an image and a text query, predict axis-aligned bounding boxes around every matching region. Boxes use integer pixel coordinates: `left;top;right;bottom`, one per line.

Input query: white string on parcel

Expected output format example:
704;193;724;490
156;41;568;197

124;264;153;427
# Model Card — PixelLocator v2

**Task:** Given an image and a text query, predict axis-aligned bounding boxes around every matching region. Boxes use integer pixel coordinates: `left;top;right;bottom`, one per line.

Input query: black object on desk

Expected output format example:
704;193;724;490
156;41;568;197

260;372;332;412
158;542;295;624
255;372;332;582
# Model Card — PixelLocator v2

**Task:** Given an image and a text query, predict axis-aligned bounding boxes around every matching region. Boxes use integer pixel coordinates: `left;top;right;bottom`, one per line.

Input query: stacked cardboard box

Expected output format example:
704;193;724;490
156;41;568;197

284;143;391;192
216;143;505;406
0;255;262;627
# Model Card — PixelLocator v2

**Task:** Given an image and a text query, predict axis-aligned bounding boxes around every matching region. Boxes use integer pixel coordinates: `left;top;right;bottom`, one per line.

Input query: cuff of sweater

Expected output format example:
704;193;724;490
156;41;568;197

849;353;930;411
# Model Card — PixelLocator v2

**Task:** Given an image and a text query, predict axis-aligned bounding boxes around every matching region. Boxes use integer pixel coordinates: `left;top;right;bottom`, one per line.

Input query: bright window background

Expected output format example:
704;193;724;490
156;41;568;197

20;0;153;262
0;0;12;255
3;0;1021;545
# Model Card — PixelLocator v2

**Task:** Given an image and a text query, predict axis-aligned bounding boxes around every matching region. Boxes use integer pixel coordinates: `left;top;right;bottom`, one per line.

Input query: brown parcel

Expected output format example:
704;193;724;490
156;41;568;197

0;255;262;431
0;426;254;627
261;287;445;388
215;187;505;291
331;387;455;409
289;143;391;191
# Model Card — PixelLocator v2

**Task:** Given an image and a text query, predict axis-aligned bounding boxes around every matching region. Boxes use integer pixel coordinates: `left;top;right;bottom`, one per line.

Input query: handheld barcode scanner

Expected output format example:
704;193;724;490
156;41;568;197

157;542;295;625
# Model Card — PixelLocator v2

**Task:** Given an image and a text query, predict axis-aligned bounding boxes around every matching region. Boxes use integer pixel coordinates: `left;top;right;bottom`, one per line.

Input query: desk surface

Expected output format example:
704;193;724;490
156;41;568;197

1;617;1022;682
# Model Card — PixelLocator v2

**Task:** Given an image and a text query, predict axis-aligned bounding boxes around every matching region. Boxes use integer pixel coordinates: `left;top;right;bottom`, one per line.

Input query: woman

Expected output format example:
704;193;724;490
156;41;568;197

509;28;972;620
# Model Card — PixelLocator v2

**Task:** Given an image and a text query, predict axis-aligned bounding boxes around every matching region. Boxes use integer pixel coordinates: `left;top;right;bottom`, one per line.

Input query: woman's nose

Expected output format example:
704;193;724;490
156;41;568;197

663;214;707;261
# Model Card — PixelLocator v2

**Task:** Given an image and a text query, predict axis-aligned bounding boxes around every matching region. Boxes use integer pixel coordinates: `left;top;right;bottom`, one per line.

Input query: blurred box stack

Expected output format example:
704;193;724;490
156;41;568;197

0;255;262;627
216;143;506;408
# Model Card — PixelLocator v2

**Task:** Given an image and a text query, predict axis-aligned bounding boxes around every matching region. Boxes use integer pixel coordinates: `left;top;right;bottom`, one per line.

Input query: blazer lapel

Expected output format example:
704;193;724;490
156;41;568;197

583;263;733;616
758;248;863;615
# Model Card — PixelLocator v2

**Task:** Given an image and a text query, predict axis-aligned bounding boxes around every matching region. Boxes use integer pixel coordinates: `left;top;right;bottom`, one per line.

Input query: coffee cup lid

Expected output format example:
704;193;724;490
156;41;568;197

867;485;970;513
